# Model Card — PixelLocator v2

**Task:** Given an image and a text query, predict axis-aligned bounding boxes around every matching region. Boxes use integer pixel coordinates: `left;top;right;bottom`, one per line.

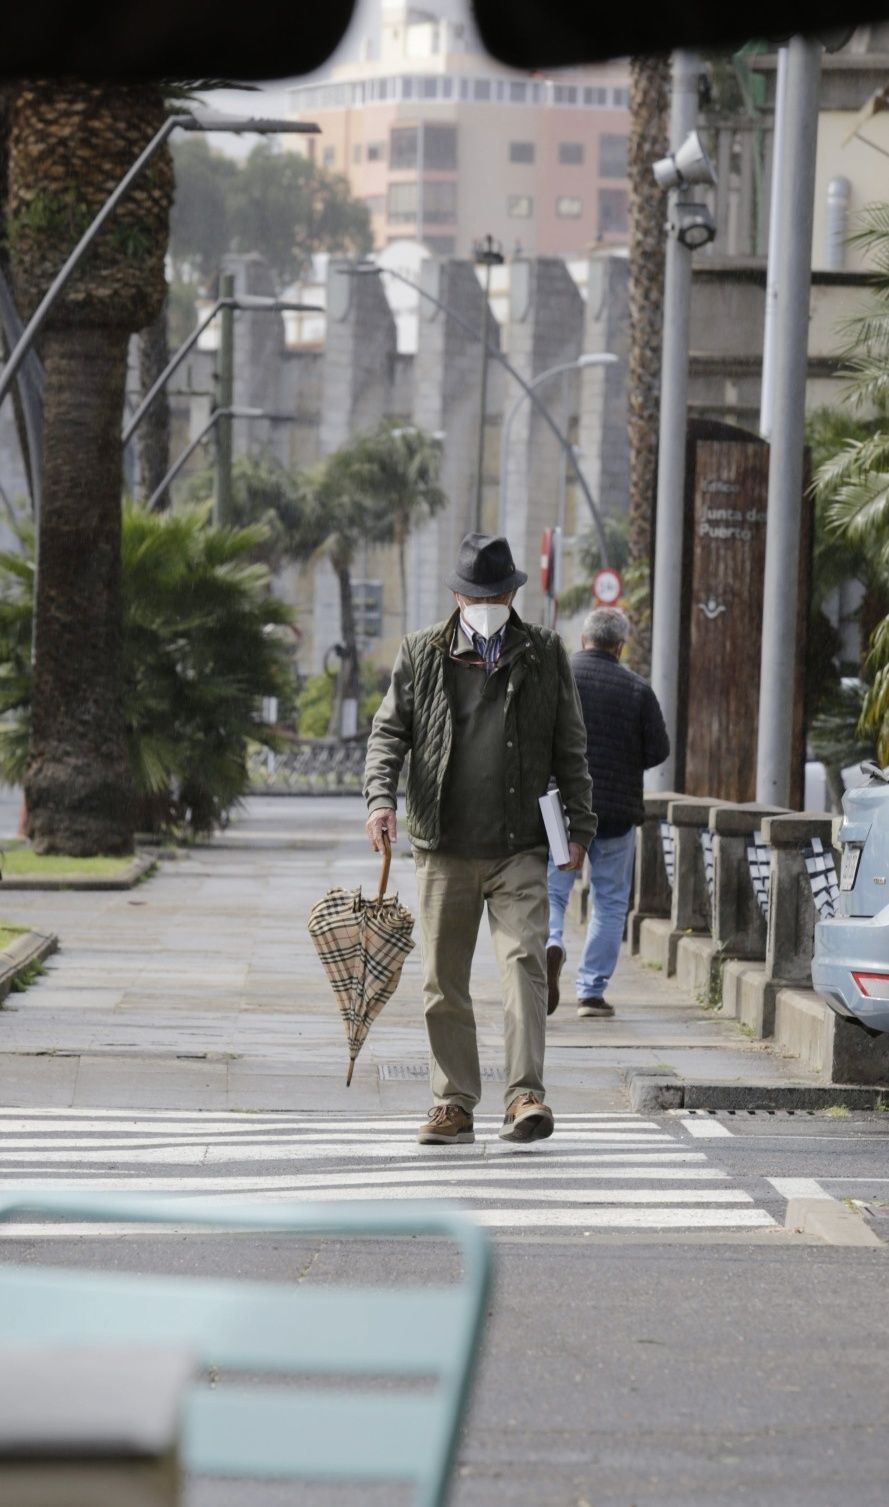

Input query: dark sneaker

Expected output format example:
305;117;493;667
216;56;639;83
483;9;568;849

577;997;615;1018
546;944;564;1015
498;1092;554;1143
417;1105;475;1145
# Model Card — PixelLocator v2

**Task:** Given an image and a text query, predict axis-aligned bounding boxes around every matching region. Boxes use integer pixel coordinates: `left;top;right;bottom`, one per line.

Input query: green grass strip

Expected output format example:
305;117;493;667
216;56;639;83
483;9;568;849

1;851;132;878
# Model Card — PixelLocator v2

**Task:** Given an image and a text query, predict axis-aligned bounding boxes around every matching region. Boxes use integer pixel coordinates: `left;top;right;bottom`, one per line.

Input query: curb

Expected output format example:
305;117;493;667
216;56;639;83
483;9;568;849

0;929;58;1004
626;1071;889;1113
0;853;157;892
785;1195;884;1248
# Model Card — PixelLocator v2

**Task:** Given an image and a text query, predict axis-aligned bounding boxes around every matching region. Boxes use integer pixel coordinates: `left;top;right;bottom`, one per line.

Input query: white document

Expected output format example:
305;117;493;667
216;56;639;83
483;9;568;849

539;788;570;866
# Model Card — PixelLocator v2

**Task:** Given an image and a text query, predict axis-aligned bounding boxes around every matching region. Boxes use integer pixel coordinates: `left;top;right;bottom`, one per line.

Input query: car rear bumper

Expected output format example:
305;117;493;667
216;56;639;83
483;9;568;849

813;909;889;1033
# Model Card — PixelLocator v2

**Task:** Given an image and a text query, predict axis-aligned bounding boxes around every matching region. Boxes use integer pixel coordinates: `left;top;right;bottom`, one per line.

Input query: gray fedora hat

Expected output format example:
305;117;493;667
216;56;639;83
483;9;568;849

445;533;528;598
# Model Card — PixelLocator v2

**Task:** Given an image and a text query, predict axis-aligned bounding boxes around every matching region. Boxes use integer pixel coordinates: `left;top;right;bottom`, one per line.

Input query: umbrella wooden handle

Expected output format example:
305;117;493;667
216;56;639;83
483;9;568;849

376;830;392;904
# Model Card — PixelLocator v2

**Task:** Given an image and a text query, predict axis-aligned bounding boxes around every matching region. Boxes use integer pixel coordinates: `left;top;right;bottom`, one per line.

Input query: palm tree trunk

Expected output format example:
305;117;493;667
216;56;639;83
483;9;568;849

626;55;671;677
25;323;136;854
328;560;361;738
137;296;172;509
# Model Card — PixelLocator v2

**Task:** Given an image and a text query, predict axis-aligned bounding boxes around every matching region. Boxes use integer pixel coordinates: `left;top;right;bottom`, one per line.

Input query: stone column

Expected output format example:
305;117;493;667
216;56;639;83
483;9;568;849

762;812;835;989
628;792;679;953
320;259;397;456
410;259;494;629
711;803;787;962
502;258;585;624
578;253;630;526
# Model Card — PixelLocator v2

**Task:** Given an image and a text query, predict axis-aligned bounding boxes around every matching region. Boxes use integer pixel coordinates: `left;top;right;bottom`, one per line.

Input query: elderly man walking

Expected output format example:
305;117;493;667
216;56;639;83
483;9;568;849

364;532;595;1146
547;607;670;1019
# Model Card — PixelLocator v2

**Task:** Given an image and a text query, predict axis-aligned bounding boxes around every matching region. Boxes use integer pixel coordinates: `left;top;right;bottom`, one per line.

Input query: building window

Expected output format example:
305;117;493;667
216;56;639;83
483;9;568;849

612;86;630;107
422;124;457;169
418;76;439;98
509;140;535;164
583;85;608;106
388;181;418;222
402;77;414;99
509;81;528;103
557;195;582;218
559;141;584;165
424;235;456;255
459;78;470;100
367;141;386;162
352;143;363;164
473;79;491;100
363;195;385;215
351;83;366;105
554;84;578;105
442;77;454;99
598;187;628;233
599;133;629;178
495;80;506;101
322;146;336;167
390;126;418;169
423;180;457;223
508;194;533;218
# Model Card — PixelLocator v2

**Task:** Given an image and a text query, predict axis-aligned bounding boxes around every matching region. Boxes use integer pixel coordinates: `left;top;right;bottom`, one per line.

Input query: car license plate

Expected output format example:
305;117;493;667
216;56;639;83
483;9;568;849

840;845;862;891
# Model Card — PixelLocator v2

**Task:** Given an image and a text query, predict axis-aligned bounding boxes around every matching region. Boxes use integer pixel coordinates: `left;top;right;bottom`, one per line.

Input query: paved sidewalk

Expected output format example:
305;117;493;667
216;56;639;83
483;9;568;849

0;797;811;1114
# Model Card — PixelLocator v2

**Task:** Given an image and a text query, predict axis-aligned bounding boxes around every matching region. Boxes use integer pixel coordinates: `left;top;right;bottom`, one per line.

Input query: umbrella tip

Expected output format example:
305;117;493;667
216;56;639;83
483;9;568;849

346;1060;354;1087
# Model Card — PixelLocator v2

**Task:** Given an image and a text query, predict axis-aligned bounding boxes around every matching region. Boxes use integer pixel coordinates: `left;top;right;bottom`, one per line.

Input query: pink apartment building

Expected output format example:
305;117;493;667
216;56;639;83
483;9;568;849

287;1;631;259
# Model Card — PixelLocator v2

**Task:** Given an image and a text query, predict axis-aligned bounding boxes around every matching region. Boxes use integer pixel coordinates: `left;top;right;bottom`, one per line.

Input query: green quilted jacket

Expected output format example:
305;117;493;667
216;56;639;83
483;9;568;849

364;609;596;852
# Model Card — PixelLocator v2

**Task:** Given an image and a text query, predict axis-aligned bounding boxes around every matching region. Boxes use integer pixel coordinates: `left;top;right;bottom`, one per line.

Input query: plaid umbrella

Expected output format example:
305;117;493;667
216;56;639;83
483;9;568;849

307;833;415;1085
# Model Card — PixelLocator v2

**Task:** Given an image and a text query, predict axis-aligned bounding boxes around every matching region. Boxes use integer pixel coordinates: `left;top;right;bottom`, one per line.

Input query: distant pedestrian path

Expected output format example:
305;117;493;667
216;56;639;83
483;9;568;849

0;1108;775;1237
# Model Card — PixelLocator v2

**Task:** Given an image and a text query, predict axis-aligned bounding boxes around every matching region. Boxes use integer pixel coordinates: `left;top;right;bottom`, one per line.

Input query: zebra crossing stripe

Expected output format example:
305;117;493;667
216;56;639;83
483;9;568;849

0;1110;777;1234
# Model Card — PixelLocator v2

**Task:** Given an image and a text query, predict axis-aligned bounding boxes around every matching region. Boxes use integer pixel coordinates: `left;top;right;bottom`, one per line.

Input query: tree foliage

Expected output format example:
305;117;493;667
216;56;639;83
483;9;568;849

0;505;295;834
170;138;373;288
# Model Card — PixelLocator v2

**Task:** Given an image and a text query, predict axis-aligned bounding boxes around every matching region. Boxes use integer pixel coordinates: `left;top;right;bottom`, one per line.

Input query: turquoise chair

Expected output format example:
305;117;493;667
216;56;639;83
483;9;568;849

0;1192;492;1507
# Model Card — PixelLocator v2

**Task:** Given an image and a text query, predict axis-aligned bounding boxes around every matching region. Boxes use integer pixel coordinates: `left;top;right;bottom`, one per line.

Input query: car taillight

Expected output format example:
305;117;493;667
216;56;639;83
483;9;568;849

852;971;889;1001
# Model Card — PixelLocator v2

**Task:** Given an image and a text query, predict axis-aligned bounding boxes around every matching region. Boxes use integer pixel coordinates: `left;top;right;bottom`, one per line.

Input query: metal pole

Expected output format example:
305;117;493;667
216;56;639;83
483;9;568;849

648;50;700;792
146;411;222;512
0;267;43;522
216;273;235;527
0;115;189;416
760;46;789;439
123;299;227;446
361;264;610;562
755;37;822;806
474;251;496;532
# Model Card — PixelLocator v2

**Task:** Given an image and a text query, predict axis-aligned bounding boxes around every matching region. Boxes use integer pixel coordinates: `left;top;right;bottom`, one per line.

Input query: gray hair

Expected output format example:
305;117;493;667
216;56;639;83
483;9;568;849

581;606;630;650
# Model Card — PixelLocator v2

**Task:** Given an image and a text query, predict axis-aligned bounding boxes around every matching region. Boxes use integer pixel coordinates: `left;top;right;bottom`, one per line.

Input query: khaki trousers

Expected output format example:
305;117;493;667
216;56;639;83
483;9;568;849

413;847;549;1112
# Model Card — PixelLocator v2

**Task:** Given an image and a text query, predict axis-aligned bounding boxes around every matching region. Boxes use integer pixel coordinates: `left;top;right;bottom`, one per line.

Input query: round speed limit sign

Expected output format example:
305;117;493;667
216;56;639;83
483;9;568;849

592;567;623;606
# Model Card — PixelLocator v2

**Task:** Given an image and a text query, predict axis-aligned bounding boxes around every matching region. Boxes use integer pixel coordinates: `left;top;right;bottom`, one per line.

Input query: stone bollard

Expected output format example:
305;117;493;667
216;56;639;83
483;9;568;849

762;811;836;991
627;793;680;954
711;803;788;962
668;798;720;939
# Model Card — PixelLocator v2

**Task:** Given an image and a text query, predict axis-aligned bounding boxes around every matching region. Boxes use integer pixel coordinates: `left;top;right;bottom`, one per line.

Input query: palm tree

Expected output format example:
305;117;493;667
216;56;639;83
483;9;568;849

625;56;671;676
6;80;175;854
349;421;447;636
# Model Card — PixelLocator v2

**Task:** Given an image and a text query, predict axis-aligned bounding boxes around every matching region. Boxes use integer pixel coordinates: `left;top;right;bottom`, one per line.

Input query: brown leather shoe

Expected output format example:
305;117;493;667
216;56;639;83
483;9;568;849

546;944;564;1015
417;1104;475;1145
498;1092;554;1143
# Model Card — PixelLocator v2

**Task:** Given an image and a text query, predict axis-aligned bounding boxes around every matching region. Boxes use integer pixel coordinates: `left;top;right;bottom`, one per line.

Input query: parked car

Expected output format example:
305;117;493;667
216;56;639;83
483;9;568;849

812;762;889;1033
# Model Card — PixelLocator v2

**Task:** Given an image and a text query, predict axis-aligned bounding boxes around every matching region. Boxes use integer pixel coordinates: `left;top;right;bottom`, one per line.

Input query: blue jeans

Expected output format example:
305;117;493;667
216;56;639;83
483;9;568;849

547;827;636;999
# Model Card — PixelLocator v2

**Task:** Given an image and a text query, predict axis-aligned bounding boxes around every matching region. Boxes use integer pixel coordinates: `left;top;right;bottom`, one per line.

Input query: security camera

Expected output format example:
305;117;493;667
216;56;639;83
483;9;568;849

670;202;717;250
653;130;718;191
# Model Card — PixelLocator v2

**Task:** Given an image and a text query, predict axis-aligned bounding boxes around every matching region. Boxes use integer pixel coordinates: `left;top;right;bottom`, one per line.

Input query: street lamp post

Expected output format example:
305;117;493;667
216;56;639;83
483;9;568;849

123;293;321;447
498;353;618;534
216;274;236;529
472;234;504;532
340;261;612;564
145;405;263;514
0;111;320;420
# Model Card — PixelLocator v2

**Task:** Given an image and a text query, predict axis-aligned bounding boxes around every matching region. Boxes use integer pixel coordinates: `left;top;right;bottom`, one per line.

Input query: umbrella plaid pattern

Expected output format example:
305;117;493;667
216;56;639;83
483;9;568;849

308;839;415;1084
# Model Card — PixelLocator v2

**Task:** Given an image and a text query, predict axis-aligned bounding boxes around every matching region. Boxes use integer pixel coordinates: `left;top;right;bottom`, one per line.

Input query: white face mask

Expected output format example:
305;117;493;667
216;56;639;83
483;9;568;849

461;600;511;640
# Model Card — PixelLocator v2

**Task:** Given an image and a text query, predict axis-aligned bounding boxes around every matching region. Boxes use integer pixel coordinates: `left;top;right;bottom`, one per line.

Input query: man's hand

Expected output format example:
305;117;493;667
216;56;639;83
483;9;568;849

558;841;587;873
366;807;397;853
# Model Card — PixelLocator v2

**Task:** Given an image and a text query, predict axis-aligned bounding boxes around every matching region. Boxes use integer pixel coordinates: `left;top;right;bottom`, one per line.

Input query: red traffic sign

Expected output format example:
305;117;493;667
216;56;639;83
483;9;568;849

592;567;623;605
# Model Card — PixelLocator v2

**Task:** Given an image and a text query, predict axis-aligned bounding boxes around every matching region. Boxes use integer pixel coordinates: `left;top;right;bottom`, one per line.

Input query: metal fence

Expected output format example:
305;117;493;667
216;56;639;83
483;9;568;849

249;739;369;795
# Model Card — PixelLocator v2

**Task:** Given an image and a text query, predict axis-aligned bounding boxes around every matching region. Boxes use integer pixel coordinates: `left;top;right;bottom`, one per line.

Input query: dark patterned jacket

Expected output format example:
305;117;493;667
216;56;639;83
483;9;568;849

364;610;596;853
570;649;670;835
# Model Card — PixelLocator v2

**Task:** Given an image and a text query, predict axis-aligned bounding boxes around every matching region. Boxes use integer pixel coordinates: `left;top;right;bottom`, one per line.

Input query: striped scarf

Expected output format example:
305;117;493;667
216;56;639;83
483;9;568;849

460;619;505;675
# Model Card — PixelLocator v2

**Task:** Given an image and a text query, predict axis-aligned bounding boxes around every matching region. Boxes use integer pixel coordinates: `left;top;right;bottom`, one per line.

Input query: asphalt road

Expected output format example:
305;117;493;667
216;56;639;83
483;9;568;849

0;794;887;1505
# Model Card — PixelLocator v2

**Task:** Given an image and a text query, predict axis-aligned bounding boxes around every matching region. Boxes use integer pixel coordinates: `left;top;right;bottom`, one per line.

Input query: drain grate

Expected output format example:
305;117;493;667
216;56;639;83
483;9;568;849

683;1107;817;1117
379;1062;505;1082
